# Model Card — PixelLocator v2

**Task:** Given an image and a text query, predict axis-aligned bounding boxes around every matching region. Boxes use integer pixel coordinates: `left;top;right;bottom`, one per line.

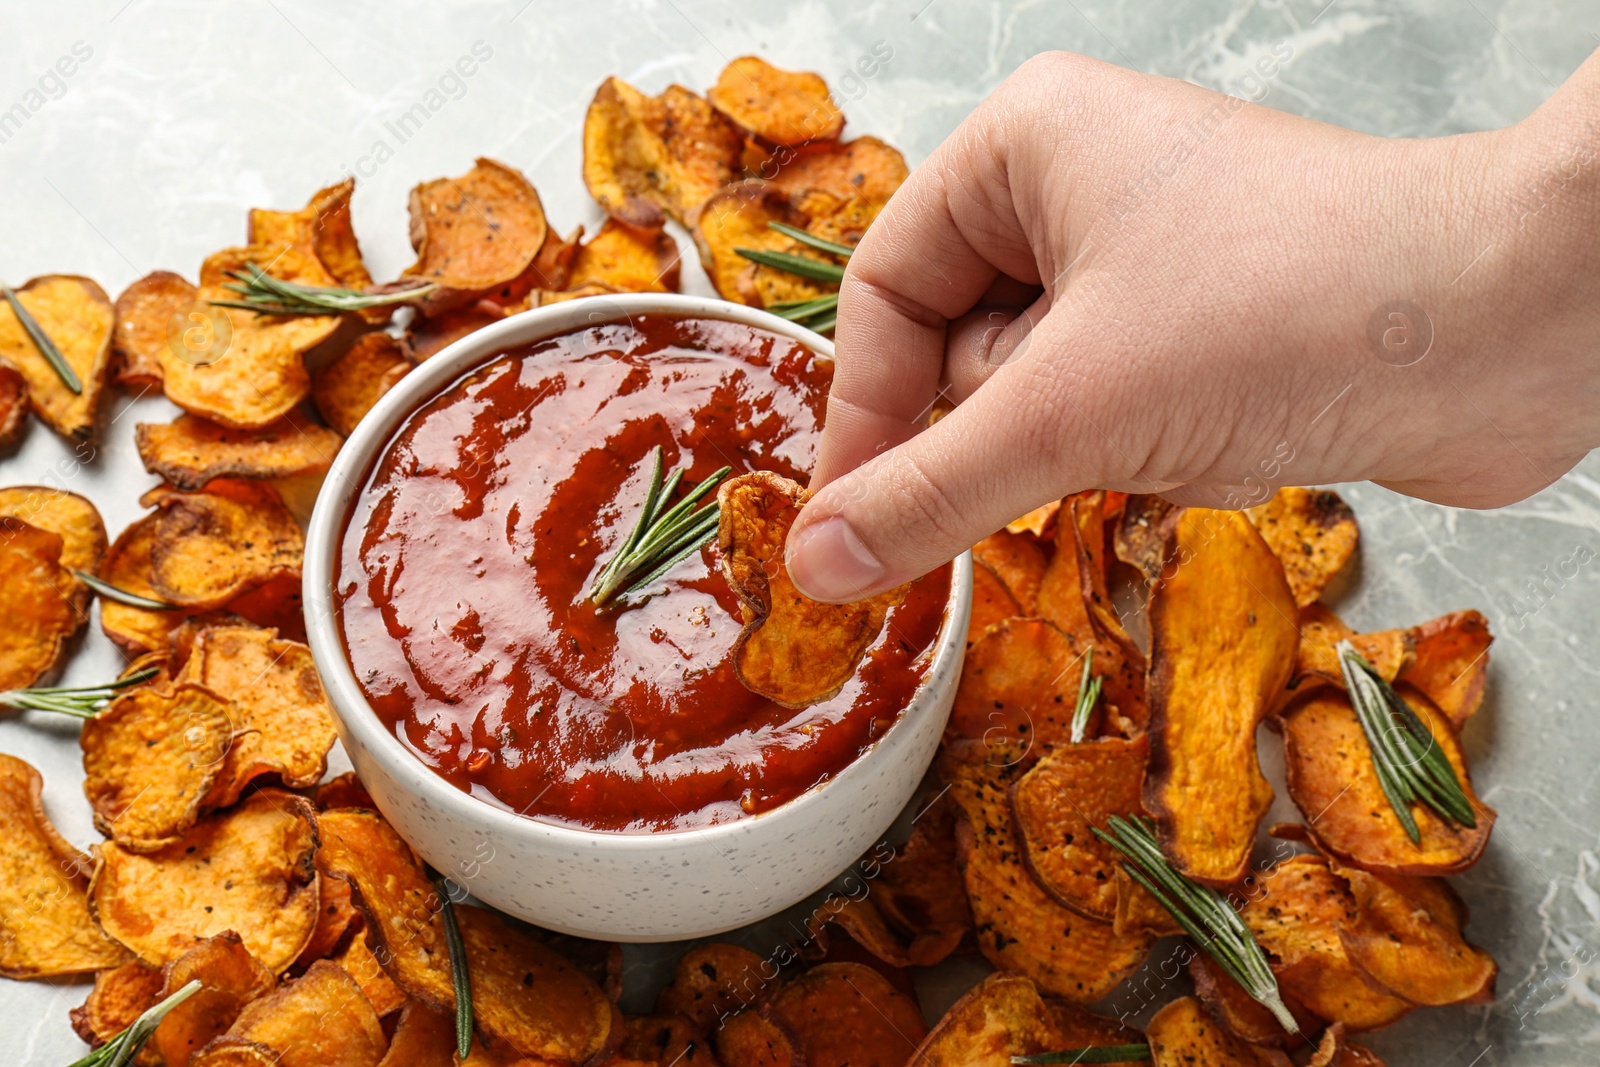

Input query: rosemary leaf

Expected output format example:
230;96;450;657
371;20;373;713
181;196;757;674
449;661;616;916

733;248;846;284
765;221;859;258
73;570;179;611
1069;647;1102;744
433;875;474;1060
65;978;202;1067
1012;1044;1152;1065
1094;815;1297;1034
589;447;730;609
2;284;82;394
212;262;436;317
1;667;160;719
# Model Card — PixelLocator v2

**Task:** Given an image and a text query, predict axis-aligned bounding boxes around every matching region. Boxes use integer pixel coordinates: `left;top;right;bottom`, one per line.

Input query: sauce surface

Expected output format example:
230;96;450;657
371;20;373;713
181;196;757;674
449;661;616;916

337;316;948;831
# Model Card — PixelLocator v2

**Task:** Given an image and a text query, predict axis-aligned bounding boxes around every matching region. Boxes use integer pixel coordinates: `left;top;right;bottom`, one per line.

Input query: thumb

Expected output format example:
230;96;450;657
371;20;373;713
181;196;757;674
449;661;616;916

785;317;1126;602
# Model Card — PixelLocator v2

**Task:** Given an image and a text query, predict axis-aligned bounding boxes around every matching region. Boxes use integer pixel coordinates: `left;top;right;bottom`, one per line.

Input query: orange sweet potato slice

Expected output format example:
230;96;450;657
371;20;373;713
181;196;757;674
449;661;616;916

1287;602;1412;702
0;516;78;690
1329;860;1496;1006
694;181;842;309
807;893;963;970
403;298;506;363
0;274;114;439
969;560;1022;643
764;962;927;1067
0;485;107;617
162;246;340;429
655;942;769;1030
941;744;1155;1001
248;178;373;290
0;358;26;445
1012;735;1149;922
146;481;303;607
1246;487;1359;607
313;771;376;812
567;219;682;294
910;972;1060;1066
148;931;278;1067
89;789;320;971
714;1009;801;1067
189;1040;282;1067
945;617;1084;756
1280;685;1495;876
70;959;163;1050
312;331;412;436
583;77;743;229
621;1014;717;1064
112;270;196;387
80;681;234;851
1144;507;1298;885
1188;954;1316;1049
136;411;341;489
1398;610;1492;732
402;158;549;315
327;928;407;1017
1054;491;1147;736
0;754;130;978
1308;1024;1389;1067
973;529;1048;615
1147;996;1283;1067
709;56;843;146
762;136;909;208
1239;854;1412;1031
1006;501;1062;538
293;870;360;968
718;472;905;708
223;958;387;1067
379;1000;457;1067
870;799;972;960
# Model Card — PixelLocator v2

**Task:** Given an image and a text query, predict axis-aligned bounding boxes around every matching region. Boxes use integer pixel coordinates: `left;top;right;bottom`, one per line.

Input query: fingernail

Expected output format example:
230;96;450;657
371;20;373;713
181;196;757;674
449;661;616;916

786;516;886;603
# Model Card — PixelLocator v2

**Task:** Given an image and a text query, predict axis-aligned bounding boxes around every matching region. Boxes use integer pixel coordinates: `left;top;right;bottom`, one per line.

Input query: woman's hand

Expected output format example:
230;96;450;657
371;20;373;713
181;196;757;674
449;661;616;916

786;49;1600;603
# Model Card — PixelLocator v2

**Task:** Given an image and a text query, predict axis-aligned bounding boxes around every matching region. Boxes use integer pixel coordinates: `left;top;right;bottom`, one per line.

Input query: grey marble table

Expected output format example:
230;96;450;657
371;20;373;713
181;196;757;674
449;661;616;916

2;1;1598;1063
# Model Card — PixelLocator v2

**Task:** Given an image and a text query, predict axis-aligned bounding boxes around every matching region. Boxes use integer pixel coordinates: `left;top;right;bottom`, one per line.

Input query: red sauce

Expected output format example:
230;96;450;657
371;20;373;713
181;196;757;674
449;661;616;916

336;316;949;832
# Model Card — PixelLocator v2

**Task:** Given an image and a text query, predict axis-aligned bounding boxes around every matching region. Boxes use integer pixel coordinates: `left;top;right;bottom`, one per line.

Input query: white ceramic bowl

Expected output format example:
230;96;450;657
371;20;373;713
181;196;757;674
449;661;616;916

303;293;971;942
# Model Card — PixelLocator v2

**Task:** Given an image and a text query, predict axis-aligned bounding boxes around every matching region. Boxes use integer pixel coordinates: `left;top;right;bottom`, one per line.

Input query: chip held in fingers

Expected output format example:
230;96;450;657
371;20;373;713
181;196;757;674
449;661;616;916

718;471;906;708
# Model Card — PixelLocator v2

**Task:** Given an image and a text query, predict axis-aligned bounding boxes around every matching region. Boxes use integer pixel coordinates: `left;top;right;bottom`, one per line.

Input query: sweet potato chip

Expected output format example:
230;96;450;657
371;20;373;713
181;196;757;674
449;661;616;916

314;771;376;812
1147;996;1283;1067
584;77;743;229
225;958;386;1067
148;931;278;1067
0;274;113;439
174;623;337;807
910;973;1059;1067
1399;610;1492;732
0;754;130;977
941;744;1156;1001
655;942;768;1030
870;800;972;960
1111;866;1182;937
1280;686;1494;876
765;962;927;1067
1288;602;1412;701
1330;861;1496;1006
1308;1024;1388;1067
136;412;341;489
969;560;1021;643
708;56;843;146
807;893;962;970
403;300;506;362
97;513;178;654
190;1039;283;1067
248;178;373;290
1042;1000;1144;1051
402;158;549;314
714;1009;800;1067
328;928;407;1017
80;682;234;851
718;472;905;708
1007;501;1062;538
1246;488;1359;607
379;1000;457;1067
622;1014;718;1064
1144;507;1298;885
294;871;360;968
312;331;412;436
1068;492;1148;735
974;529;1048;615
163;246;340;429
694;181;840;308
1012;735;1148;922
90;788;320;971
1188;954;1315;1048
0;358;26;446
764;136;909;207
567;219;681;293
0;484;107;615
945;617;1082;757
1036;523;1092;644
71;959;163;1050
147;482;303;606
1239;855;1411;1031
112;271;196;387
0;516;77;690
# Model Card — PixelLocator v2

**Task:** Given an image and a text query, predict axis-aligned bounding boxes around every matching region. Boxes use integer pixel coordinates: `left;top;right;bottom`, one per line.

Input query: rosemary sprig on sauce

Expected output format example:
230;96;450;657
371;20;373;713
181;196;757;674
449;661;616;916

2;284;81;394
1069;647;1103;744
73;569;179;611
589;446;731;609
1093;815;1297;1034
65;978;202;1067
1;667;160;719
433;875;474;1060
210;261;436;317
1336;640;1476;843
736;221;853;335
1012;1044;1152;1065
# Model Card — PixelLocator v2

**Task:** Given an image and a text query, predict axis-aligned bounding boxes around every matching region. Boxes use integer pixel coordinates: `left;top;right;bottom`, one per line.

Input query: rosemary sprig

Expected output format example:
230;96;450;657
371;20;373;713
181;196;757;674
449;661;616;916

1069;647;1103;744
1;667;160;719
588;446;731;609
73;570;179;611
66;978;202;1067
735;222;856;335
433;875;474;1060
1336;640;1476;843
1012;1044;1151;1065
2;284;81;394
1093;815;1297;1034
210;262;436;317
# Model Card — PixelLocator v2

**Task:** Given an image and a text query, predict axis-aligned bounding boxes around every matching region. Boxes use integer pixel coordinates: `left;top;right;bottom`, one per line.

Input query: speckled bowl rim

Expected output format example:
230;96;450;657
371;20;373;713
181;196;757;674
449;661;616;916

303;292;972;849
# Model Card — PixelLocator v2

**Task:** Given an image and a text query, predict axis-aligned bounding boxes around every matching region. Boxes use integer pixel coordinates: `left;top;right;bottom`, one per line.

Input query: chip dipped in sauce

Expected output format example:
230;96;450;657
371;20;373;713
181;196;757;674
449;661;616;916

337;315;948;831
